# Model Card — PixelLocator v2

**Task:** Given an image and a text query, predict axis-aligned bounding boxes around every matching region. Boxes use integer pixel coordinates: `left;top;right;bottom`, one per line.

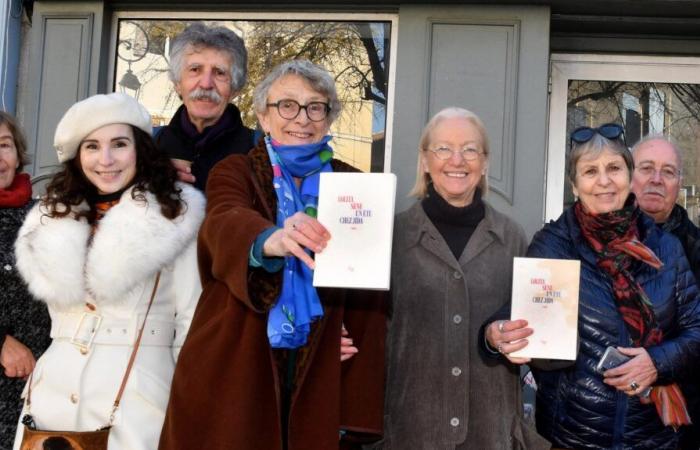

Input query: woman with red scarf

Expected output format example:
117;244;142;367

0;112;51;449
484;124;700;449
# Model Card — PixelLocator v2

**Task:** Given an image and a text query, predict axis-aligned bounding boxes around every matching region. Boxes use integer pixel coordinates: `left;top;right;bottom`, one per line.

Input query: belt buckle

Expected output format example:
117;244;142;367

70;311;103;352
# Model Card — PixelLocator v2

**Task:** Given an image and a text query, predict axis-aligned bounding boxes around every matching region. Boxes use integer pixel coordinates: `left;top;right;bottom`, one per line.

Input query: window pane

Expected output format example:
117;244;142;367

565;80;700;225
114;19;391;172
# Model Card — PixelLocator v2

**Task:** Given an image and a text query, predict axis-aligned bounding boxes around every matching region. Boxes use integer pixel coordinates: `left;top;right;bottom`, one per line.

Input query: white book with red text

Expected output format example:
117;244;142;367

509;257;580;360
313;172;396;290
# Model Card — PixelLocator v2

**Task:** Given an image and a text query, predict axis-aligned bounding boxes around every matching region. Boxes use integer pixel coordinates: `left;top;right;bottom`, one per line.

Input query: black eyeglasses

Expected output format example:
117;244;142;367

570;123;626;148
266;99;330;122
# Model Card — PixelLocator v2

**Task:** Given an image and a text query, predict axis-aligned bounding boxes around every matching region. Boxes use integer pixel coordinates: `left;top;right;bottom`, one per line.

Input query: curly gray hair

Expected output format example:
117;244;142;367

169;23;247;93
253;59;341;124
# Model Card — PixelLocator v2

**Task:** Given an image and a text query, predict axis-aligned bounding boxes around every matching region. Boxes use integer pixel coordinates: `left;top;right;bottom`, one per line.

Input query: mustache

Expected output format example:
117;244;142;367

642;186;665;196
188;88;222;103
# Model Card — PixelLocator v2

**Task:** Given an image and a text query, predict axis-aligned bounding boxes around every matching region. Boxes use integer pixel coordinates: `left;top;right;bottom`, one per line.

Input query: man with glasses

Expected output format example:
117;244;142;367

156;23;254;192
631;136;700;278
631;136;700;450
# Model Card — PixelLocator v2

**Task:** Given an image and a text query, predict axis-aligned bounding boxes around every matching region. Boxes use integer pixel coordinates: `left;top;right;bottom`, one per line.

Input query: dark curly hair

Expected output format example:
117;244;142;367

43;126;183;223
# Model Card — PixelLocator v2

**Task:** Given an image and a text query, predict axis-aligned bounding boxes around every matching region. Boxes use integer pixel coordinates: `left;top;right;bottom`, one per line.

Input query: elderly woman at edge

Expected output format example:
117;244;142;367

379;107;549;449
0;112;51;449
160;59;387;450
484;125;700;449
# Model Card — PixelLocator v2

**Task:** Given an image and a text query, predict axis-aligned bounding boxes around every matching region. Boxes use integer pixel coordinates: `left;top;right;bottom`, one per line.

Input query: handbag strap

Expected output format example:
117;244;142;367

24;272;161;424
109;271;161;424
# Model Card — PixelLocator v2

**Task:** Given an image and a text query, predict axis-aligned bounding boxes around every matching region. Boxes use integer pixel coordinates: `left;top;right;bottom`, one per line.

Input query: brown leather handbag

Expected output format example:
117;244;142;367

19;273;161;450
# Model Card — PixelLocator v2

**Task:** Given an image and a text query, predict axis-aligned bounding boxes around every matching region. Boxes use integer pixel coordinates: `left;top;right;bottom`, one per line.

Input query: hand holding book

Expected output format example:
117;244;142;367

263;211;331;270
485;319;533;365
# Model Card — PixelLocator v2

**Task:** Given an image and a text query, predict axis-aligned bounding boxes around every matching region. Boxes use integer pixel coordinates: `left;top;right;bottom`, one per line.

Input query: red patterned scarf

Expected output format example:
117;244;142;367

0;172;32;208
575;197;691;430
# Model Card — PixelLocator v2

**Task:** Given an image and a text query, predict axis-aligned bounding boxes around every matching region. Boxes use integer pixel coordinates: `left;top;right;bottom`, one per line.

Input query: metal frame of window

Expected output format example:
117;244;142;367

108;10;399;172
546;53;700;222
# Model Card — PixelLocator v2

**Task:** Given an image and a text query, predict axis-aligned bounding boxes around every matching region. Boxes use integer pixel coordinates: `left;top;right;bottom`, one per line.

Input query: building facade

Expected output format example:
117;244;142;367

13;0;700;236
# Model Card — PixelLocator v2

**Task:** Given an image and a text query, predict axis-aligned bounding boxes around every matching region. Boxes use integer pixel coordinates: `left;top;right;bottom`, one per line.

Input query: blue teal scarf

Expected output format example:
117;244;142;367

265;135;333;348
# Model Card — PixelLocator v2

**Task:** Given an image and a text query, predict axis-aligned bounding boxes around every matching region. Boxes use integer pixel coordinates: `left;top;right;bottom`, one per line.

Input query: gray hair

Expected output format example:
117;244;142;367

632;134;683;168
410;107;490;199
169;23;248;93
253;59;342;124
567;133;633;185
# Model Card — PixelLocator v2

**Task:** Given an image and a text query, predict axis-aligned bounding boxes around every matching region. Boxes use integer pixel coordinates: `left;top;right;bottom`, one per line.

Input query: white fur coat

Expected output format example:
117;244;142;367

12;183;205;450
15;183;204;310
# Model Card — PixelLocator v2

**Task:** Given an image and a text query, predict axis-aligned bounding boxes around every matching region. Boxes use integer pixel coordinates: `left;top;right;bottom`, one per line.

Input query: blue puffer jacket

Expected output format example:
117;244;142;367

529;206;700;450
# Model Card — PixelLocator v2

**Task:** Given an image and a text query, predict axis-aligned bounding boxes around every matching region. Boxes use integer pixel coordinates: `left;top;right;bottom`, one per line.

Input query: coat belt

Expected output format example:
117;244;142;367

51;311;175;349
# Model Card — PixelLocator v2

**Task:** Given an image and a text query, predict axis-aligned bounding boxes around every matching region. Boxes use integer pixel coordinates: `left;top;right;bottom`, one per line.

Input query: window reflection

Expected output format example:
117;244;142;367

114;19;391;172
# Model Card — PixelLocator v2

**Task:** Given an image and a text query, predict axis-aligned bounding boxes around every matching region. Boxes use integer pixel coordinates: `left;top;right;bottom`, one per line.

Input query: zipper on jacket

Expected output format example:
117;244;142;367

612;321;631;449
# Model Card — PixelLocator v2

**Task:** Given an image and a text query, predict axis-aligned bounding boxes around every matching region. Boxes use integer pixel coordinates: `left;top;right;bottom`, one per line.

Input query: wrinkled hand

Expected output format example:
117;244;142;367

485;319;533;365
263;212;331;269
171;159;195;184
1;335;35;379
603;347;658;396
340;325;358;362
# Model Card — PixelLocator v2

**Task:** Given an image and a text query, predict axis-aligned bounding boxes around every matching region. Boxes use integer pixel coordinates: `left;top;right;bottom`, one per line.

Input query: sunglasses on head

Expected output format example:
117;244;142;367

570;123;626;148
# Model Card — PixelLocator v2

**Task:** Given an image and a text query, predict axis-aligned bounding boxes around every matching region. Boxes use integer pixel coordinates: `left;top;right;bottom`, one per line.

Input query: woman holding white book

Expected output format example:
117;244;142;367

380;107;549;449
485;124;700;449
160;59;387;450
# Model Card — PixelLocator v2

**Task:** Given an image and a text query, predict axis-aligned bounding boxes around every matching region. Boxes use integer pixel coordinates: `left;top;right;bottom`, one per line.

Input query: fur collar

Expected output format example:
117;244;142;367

15;183;205;309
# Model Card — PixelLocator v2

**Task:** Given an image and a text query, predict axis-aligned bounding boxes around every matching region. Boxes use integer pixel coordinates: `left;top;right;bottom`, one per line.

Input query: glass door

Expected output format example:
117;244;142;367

546;54;700;223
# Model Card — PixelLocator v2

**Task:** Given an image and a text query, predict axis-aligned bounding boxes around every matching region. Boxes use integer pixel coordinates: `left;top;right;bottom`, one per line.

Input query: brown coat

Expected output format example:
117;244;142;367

159;141;387;450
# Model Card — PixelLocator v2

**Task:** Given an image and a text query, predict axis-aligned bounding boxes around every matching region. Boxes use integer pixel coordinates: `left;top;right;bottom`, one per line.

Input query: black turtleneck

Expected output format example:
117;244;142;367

89;188;126;205
86;185;130;225
421;183;485;259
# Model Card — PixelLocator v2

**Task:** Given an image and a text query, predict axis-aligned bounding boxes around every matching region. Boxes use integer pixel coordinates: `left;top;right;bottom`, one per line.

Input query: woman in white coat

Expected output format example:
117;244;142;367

12;93;205;450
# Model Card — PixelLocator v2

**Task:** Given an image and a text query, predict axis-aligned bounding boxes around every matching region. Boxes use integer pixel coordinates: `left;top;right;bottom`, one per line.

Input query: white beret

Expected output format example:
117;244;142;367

53;92;152;163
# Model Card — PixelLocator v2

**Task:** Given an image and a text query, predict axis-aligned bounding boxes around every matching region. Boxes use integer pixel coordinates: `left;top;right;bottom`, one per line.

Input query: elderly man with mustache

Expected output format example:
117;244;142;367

631;136;700;278
631;135;700;450
156;23;254;192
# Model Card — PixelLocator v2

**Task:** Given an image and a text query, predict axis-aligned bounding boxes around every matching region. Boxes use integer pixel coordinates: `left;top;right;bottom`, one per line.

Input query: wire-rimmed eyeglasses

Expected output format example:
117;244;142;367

635;164;681;181
426;146;482;161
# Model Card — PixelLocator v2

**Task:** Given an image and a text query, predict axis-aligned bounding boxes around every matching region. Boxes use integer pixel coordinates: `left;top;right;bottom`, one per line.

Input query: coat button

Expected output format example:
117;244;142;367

451;367;462;376
452;315;462;324
70;393;79;404
453;271;462;279
450;417;459;427
3;264;11;271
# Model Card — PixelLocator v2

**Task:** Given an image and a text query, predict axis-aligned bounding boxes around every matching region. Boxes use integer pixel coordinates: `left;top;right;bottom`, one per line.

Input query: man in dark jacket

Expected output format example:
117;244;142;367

156;23;254;192
632;135;700;449
631;136;700;280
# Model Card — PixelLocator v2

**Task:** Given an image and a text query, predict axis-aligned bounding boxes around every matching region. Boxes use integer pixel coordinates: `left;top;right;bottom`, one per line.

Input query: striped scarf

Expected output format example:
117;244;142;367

575;197;691;430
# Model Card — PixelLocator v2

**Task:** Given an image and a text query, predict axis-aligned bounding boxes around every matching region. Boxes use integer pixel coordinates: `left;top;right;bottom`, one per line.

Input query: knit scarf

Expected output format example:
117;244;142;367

0;172;32;208
575;197;691;430
265;135;333;348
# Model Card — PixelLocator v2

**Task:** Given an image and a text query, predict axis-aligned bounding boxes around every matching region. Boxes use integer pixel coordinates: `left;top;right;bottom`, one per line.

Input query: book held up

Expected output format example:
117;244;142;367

509;257;580;360
312;172;396;290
